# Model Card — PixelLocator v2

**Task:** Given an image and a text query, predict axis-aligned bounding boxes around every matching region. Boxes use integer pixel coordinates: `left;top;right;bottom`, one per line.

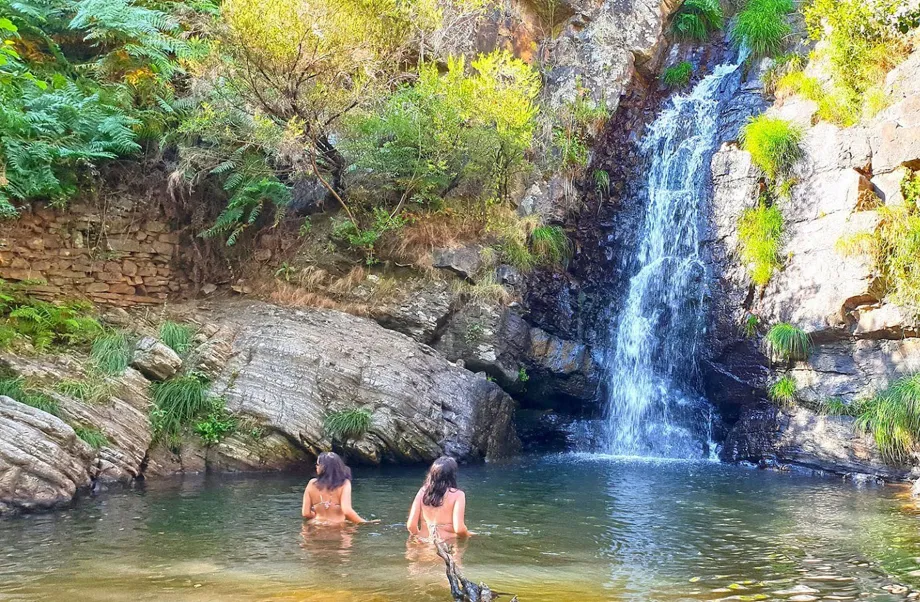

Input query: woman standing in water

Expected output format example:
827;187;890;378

302;452;372;524
407;456;472;540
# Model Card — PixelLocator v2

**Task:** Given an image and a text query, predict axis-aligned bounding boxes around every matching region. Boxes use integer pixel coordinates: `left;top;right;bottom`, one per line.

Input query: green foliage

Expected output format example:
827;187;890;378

769;375;797;406
731;0;793;57
530;225;571;266
764;322;812;362
740;115;802;180
0;376;59;416
344;52;539;206
802;0;910;126
518;367;530;383
90;330;131;375
848;373;920;461
593;169;610;195
150;373;211;442
738;201;783;287
742;313;760;338
56;374;114;404
0;287;102;351
194;398;236;445
671;0;723;40
661;61;693;88
324;408;372;441
159;320;195;355
332;208;409;263
762;53;803;94
552;81;608;177
74;426;108;449
902;170;920;208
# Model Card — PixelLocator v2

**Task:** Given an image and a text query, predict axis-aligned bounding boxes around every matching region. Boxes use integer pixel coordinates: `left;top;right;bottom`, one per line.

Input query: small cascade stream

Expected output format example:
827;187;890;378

602;53;748;458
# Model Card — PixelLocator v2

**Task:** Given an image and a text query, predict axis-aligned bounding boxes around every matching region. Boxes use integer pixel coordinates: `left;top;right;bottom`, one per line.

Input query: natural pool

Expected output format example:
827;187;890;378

1;455;919;601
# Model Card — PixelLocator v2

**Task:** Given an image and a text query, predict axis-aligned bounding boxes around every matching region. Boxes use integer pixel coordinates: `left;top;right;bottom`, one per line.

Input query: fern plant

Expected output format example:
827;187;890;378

764;322;812;362
671;0;724;40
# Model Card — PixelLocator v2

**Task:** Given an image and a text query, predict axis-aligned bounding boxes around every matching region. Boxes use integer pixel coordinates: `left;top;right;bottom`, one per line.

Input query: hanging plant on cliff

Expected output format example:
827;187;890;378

740;115;802;180
764;322;812;363
730;0;793;58
671;0;724;41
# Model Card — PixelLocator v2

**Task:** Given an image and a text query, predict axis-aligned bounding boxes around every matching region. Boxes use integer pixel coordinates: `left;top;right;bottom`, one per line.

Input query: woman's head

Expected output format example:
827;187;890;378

422;456;459;507
315;452;352;491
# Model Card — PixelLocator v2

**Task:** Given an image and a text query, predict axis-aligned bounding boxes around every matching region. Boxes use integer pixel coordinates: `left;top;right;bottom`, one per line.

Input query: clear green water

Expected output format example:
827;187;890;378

2;455;920;601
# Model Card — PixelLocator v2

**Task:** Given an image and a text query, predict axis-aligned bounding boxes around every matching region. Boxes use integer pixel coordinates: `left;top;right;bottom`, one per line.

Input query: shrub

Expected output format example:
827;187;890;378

0;377;60;416
1;295;103;351
731;0;793;57
738;201;783;286
194;399;236;446
661;61;693;88
671;0;724;40
764;322;812;362
159;321;195;355
324;409;372;440
74;427;108;450
740;115;802;180
851;373;920;461
769;375;797;405
531;226;571;266
91;331;131;375
150;373;211;442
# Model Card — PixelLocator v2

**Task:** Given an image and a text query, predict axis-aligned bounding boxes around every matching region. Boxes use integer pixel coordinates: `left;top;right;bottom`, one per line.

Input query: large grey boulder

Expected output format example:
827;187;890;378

0;396;94;514
212;302;520;465
721;404;910;480
131;336;182;381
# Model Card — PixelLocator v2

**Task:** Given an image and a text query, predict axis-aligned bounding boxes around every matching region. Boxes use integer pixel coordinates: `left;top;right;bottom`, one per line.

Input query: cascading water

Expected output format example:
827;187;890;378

602;53;748;458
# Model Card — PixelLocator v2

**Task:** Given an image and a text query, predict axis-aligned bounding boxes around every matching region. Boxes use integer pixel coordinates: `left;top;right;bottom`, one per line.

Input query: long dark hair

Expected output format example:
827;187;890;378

315;452;352;491
422;456;459;507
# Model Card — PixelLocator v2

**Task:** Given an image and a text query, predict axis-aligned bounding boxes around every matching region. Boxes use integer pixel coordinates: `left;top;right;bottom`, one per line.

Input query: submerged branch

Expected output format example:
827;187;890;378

433;534;518;602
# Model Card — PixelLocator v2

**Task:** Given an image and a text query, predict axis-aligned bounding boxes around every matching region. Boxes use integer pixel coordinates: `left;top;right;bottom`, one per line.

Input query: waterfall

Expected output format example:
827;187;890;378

602;54;747;458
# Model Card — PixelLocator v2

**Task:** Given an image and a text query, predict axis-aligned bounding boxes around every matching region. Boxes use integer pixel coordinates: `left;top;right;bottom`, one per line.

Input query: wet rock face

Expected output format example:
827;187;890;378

0;396;94;515
213;303;520;465
721;404;911;480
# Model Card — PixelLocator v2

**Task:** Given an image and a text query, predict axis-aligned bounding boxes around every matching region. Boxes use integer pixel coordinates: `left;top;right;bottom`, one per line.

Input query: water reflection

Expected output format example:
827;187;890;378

1;457;919;602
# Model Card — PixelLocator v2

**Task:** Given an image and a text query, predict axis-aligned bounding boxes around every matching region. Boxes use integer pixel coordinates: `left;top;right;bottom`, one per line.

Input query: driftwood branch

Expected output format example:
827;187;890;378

433;535;518;602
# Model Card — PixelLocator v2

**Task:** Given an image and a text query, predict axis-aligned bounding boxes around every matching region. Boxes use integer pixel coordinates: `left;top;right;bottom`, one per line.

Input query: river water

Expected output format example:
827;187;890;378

1;456;919;601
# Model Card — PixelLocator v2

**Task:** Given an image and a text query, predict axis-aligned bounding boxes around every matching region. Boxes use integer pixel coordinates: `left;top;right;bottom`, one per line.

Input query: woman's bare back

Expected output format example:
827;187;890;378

409;487;470;540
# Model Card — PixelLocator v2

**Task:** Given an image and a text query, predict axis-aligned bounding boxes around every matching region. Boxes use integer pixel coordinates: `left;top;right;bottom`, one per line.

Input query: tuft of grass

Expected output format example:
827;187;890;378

774;70;823;101
530;225;571;266
730;0;793;57
150;373;212;442
738;201;783;286
764;322;812;362
0;377;60;416
452;272;514;305
769;375;797;405
671;0;724;40
848;373;920;461
56;375;114;404
741;313;760;338
740;115;803;180
593;169;610;196
762;53;803;94
661;61;693;88
91;331;131;375
159;321;196;355
74;426;108;450
324;409;372;441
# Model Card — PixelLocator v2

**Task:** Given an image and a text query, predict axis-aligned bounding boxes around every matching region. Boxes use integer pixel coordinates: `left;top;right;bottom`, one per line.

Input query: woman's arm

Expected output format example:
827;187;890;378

340;480;369;524
302;480;316;520
406;489;423;535
452;491;471;537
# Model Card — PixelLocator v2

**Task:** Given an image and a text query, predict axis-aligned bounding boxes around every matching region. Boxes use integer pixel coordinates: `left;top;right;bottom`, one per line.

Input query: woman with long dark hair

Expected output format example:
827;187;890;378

406;456;472;540
301;452;372;524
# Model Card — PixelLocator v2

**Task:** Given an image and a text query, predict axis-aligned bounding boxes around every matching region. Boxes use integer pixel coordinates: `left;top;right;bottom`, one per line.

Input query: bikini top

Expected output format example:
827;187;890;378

312;493;341;511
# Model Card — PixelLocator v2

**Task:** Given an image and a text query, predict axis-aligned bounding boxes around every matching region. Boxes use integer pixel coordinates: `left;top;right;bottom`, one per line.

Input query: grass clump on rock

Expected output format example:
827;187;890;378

324;409;372;441
671;0;723;40
764;322;812;362
740;115;802;180
661;62;693;88
159;321;196;355
0;376;60;416
74;427;108;450
731;0;793;57
90;331;132;375
531;225;571;266
738;201;783;286
769;375;797;406
151;373;212;442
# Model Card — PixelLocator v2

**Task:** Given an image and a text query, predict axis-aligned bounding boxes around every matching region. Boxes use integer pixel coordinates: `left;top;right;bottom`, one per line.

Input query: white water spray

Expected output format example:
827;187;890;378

603;54;748;458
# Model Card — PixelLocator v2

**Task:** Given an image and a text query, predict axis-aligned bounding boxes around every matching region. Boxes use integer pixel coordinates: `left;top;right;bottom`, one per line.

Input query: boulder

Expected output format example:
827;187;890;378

131;336;182;381
373;278;453;343
431;245;485;281
211;302;520;465
721;403;910;480
0;396;94;514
